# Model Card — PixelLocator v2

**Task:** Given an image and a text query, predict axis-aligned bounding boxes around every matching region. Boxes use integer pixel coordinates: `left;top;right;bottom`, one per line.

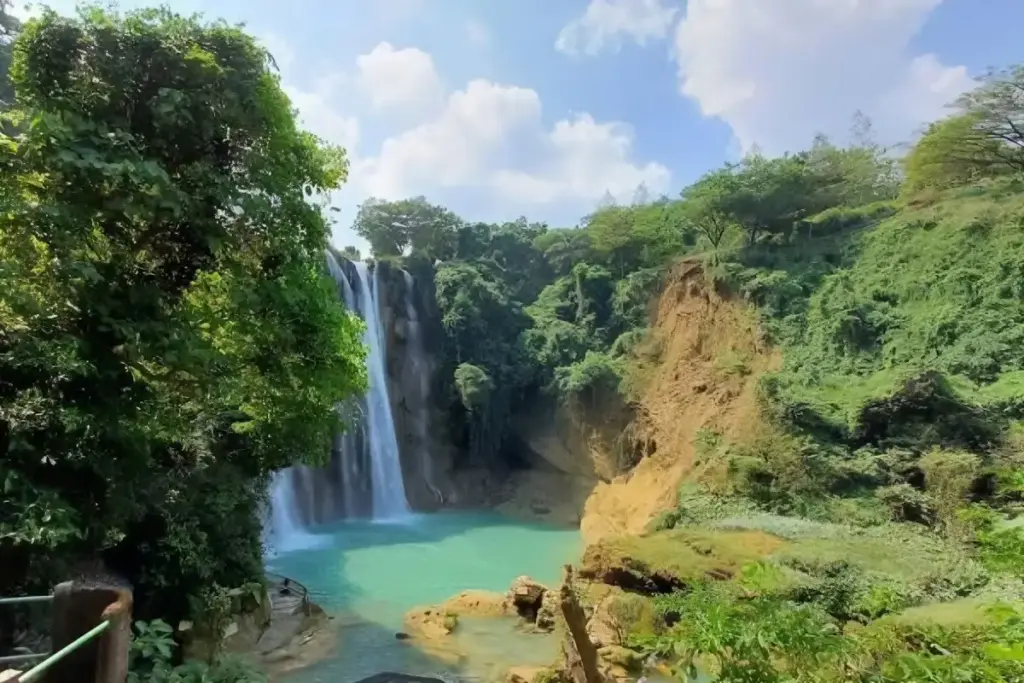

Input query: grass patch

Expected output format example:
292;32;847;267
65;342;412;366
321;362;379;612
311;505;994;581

882;598;997;629
776;535;947;581
580;528;787;591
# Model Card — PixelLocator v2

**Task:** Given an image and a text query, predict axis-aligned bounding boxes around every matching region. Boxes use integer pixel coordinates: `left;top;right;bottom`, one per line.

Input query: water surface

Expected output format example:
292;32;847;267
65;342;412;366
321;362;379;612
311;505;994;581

266;511;580;683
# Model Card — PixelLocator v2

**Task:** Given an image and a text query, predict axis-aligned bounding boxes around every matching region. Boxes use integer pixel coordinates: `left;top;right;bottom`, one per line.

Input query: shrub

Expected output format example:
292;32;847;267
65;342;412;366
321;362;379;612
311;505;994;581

735;561;793;596
454;362;494;412
961;505;1024;578
919;448;982;535
693;428;724;462
639;583;850;682
553;351;623;403
713;349;751;378
875;483;936;525
783;560;864;620
607;593;655;641
852;580;918;620
127;619;265;683
798;201;898;238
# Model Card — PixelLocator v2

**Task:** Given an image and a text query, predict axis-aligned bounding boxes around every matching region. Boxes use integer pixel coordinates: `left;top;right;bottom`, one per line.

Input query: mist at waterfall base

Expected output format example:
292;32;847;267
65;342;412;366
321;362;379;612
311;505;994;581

264;255;580;682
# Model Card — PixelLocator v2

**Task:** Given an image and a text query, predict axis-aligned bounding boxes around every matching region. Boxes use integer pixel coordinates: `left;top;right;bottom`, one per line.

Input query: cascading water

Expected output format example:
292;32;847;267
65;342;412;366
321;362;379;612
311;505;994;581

356;260;411;519
267;468;328;552
266;252;410;549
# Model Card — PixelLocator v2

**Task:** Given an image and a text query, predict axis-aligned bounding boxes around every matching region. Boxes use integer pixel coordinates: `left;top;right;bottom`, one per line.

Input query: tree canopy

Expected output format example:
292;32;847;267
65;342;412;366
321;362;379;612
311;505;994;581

955;65;1024;172
0;5;365;621
353;195;462;259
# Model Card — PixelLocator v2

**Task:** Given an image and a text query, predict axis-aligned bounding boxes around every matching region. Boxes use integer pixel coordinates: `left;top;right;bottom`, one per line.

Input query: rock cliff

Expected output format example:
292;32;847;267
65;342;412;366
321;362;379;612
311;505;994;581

373;258;778;532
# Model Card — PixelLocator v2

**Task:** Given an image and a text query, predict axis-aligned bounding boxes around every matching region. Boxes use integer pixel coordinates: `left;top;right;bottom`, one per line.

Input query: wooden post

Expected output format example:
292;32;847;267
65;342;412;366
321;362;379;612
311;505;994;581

47;579;132;683
559;565;603;683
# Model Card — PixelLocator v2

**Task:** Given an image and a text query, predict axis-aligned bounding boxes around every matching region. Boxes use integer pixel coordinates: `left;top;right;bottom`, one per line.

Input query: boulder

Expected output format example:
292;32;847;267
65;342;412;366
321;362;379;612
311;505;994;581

508;576;549;622
256;603;337;679
586;593;622;649
536;589;560;632
404;589;510;639
506;665;548;683
403;606;458;641
443;589;510;618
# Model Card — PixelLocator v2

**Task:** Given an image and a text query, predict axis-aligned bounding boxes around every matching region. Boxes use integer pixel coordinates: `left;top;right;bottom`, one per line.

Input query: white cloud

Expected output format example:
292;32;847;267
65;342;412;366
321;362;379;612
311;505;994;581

355;42;444;110
286;85;361;152
492;114;670;204
276;37;668;241
354;82;669;209
556;0;678;57
356;79;541;197
673;0;973;154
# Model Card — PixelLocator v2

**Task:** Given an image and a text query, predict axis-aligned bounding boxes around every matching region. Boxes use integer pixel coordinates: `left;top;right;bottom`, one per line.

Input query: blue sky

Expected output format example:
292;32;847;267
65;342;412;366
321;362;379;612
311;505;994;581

14;1;1024;253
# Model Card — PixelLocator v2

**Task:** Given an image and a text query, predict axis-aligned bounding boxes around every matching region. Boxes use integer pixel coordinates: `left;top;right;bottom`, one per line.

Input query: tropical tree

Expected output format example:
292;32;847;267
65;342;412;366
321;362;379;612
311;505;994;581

955;64;1024;172
902;114;1009;193
0;5;365;618
680;169;738;250
340;245;362;261
353;196;462;259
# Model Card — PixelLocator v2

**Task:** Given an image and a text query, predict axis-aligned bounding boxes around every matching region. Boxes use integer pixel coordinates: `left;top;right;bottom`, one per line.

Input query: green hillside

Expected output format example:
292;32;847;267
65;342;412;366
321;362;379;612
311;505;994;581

740;183;1024;427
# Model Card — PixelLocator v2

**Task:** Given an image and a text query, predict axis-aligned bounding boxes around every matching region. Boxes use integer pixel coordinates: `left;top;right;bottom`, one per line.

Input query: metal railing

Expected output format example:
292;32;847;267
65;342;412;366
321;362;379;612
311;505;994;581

0;594;111;683
264;571;310;606
0;595;53;669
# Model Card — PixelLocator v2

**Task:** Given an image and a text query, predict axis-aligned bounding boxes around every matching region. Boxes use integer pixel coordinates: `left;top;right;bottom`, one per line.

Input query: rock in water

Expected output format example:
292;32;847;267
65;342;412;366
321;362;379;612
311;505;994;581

508;576;549;621
354;675;446;683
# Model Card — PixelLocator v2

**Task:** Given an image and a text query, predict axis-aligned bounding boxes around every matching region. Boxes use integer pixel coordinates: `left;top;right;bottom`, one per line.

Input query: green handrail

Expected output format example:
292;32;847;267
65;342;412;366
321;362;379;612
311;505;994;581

0;596;52;606
15;619;110;683
0;653;48;665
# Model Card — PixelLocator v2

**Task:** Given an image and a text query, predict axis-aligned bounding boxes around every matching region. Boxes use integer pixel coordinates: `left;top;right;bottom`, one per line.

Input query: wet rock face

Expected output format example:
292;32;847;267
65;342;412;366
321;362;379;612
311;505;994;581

374;260;458;511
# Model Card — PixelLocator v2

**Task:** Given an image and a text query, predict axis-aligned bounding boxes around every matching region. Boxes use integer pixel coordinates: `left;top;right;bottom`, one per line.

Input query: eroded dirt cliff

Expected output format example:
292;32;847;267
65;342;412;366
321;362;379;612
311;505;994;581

574;261;779;543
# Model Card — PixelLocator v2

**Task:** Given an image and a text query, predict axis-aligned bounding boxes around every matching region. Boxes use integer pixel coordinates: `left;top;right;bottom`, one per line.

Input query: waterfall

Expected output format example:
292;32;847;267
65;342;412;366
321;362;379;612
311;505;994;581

266;469;328;553
355;260;411;519
266;252;410;545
